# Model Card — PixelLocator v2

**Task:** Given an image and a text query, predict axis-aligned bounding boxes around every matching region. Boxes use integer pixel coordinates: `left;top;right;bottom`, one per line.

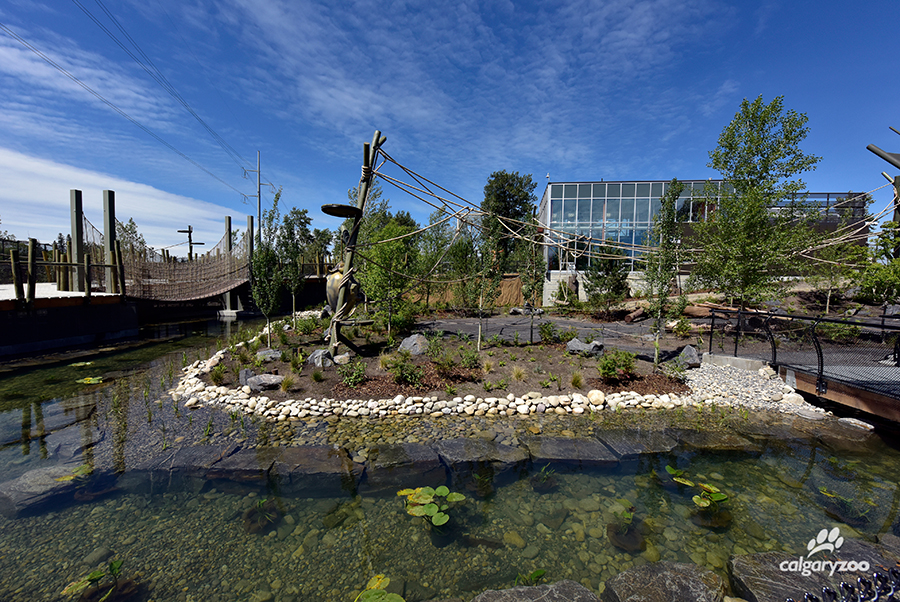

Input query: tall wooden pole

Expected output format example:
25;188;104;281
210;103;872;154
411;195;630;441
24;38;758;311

329;130;386;356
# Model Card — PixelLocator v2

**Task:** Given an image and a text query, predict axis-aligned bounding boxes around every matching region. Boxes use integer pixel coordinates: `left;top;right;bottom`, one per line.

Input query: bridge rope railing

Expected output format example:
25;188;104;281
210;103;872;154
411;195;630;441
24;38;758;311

122;229;251;301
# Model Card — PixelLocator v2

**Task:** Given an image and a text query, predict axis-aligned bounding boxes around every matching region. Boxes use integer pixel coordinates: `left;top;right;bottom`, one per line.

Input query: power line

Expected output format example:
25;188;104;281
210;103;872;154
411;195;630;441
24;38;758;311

72;0;250;170
0;19;248;197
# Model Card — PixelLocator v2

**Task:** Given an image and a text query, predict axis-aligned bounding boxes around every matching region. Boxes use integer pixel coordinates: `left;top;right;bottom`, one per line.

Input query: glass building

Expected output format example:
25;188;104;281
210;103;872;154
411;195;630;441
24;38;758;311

538;180;865;271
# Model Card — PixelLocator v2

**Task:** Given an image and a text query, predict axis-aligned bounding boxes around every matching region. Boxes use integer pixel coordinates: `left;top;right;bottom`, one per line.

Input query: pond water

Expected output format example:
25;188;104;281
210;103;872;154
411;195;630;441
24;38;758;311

0;324;898;602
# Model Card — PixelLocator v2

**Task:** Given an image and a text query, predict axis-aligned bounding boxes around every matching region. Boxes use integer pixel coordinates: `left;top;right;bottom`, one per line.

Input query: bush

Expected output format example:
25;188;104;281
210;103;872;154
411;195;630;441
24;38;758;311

458;347;481;370
338;360;367;387
597;349;636;381
386;349;423;386
210;364;226;386
538;322;559;343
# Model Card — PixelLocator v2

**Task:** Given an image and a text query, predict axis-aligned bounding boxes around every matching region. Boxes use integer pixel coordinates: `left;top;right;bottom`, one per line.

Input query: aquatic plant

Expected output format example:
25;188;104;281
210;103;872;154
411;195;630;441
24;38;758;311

397;485;465;530
607;499;645;552
243;497;281;534
353;575;405;602
514;569;546;586
76;377;103;385
692;482;728;511
61;559;124;601
531;464;558;493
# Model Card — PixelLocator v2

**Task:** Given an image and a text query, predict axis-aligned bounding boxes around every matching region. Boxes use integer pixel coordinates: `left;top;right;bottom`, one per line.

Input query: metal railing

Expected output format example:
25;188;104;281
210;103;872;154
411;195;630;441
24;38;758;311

708;308;900;400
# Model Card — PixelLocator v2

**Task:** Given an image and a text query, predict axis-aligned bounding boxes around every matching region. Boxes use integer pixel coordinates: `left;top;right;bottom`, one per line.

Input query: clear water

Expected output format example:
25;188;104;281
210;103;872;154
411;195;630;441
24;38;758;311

0;326;898;602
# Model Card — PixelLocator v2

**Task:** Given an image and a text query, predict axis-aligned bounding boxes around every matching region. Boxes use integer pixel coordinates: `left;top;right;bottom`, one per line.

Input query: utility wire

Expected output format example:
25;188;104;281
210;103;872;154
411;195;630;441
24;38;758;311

73;0;250;170
0;20;248;197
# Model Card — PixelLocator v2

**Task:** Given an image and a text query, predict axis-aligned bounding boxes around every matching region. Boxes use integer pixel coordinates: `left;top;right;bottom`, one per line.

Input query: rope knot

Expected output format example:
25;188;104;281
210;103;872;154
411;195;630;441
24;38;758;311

361;165;372;180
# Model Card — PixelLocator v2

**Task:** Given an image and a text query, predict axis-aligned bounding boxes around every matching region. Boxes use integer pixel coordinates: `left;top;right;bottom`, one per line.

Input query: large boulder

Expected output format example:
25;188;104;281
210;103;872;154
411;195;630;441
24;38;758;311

307;349;334;368
246;373;284;392
673;345;701;369
399;334;429;356
474;580;599;601
602;562;725;602
567;338;604;357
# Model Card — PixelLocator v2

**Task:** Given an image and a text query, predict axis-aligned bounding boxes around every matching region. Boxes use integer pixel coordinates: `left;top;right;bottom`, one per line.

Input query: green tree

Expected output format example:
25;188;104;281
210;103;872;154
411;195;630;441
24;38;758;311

482;171;538;272
359;220;417;340
252;194;284;347
116;217;148;257
512;209;546;342
691;95;821;309
416;207;455;310
309;228;333;272
583;244;630;318
277;200;313;325
643;179;684;363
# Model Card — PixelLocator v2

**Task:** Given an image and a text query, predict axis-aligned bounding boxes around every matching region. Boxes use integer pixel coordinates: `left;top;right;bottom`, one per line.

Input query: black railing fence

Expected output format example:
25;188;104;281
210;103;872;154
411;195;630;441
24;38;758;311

786;567;900;601
708;308;900;400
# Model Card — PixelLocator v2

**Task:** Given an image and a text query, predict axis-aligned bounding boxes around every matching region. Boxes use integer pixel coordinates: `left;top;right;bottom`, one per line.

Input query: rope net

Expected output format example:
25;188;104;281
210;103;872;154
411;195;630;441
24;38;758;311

123;229;250;301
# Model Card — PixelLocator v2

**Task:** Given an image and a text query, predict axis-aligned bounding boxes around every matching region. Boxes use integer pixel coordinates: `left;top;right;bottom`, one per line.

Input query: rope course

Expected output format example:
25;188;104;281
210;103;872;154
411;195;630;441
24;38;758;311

121;229;251;301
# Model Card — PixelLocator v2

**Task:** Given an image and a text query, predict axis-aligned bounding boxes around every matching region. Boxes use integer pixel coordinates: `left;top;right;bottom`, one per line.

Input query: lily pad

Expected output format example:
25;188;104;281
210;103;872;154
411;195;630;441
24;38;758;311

446;492;465;502
424;503;438;516
431;512;449;526
435;485;449;496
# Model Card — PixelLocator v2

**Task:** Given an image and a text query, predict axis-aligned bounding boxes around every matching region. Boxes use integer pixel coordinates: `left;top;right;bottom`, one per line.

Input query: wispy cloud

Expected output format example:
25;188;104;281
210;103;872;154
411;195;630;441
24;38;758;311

0;147;241;251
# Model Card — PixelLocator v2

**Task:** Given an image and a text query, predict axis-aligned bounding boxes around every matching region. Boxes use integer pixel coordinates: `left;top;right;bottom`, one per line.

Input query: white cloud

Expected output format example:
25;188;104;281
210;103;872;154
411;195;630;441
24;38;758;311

0;147;245;254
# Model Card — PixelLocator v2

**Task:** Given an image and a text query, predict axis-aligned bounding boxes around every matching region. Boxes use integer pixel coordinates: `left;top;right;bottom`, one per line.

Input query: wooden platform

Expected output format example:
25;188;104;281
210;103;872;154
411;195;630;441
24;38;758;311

780;366;900;423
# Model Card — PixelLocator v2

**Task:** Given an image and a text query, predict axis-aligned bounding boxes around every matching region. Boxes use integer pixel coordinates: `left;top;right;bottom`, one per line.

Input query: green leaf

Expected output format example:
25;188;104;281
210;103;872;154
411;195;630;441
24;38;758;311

431;512;449;526
692;495;711;508
108;560;123;577
76;377;103;385
446;492;465;502
698;483;720;494
440;504;448;511
709;492;728;502
665;465;679;475
365;575;389;590
673;477;694;487
397;488;415;497
423;503;438;516
407;505;427;517
529;569;546;581
434;485;450;496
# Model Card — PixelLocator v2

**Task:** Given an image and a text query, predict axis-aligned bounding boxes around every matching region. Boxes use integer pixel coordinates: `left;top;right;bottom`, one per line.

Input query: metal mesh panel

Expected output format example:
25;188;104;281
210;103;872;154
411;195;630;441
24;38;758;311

709;309;900;401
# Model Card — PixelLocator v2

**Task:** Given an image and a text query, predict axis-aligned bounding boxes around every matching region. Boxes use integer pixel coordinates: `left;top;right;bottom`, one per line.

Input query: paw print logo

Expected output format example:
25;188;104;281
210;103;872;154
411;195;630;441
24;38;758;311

807;527;843;557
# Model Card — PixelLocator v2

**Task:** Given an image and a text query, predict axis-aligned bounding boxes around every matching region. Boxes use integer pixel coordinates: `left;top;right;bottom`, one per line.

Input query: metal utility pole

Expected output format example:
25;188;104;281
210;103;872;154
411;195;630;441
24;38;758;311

244;151;262;233
177;225;205;260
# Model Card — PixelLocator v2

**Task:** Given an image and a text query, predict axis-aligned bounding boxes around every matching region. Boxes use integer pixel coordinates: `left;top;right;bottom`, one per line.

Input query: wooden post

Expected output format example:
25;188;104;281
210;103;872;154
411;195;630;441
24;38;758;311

10;249;24;302
115;240;126;300
26;238;37;306
109;239;119;295
66;238;74;291
103;190;116;292
84;255;91;302
42;249;52;282
70;190;85;292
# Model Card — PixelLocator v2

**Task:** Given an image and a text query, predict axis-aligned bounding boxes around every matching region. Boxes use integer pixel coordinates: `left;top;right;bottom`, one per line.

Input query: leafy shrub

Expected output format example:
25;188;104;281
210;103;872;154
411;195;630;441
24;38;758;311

511;366;526;381
559;328;578;343
458;347;480;370
597;349;636;381
297;317;318;336
673;317;692;338
386;350;423;386
209;364;226;386
538;322;559;343
571;370;583;388
816;321;861;343
311;370;324;383
338;360;367;387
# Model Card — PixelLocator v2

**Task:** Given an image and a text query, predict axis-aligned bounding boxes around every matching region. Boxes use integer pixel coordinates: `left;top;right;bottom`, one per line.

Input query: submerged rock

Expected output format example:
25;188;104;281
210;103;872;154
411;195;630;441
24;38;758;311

602;562;725;602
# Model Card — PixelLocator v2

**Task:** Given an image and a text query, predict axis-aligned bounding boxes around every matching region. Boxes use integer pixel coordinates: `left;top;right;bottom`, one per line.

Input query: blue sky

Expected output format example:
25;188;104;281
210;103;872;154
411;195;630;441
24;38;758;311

1;1;898;254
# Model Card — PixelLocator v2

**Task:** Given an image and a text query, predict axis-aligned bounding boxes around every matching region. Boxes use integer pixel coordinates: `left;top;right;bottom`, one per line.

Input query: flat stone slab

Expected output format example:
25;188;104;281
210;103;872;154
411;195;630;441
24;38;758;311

205;447;281;482
432;438;529;467
473;580;599;601
602;562;725;602
271;445;361;496
791;415;881;453
363;443;445;492
673;430;759;453
168;444;240;477
595;430;677;460
46;423;104;460
520;436;618;467
0;464;81;518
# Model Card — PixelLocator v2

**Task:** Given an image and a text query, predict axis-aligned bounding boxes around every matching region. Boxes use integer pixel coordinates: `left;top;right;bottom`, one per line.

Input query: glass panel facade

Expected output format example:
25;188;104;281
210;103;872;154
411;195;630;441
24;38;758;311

635;198;650;222
564;199;576;221
621;183;636;197
592;183;606;197
564;184;577;199
551;184;563;199
620;198;635;223
636;183;651;197
551;200;562;223
651;182;663;198
578;183;592;198
605;198;619;222
607;183;620;197
577;200;591;222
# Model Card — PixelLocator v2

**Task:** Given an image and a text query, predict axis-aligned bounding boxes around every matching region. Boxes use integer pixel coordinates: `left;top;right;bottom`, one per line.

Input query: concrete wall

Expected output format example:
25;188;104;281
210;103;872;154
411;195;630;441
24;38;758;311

0;301;139;358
